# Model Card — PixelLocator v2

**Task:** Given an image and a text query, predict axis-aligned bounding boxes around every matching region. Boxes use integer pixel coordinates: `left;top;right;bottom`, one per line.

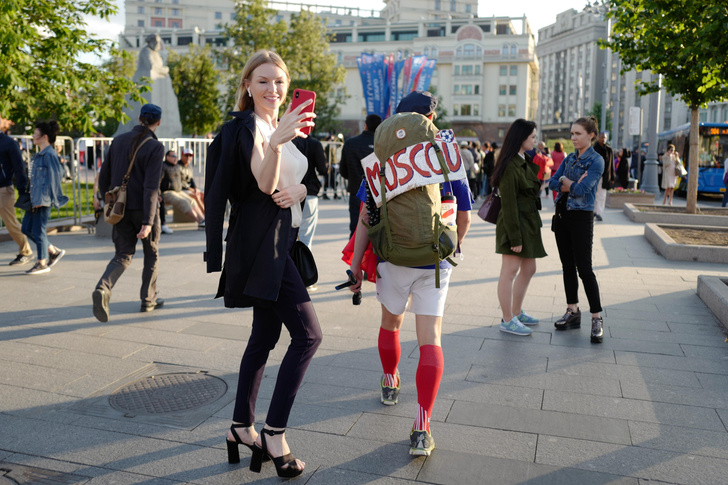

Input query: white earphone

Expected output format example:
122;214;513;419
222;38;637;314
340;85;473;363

247;88;251;97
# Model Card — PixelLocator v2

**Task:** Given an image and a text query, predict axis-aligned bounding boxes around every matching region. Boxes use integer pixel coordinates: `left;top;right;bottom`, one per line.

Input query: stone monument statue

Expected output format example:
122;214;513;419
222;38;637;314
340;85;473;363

114;34;183;138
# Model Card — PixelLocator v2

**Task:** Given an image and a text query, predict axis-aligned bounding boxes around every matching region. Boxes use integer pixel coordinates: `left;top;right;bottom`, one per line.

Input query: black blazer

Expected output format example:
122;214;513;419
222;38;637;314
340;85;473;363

204;110;292;308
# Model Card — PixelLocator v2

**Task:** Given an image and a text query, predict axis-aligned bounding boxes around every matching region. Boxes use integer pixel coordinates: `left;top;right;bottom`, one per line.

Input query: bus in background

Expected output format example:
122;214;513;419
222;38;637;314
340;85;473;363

657;122;728;194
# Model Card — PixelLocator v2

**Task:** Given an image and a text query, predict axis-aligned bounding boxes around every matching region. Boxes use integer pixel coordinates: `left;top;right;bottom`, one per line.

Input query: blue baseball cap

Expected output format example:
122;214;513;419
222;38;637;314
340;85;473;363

140;103;162;121
396;91;437;116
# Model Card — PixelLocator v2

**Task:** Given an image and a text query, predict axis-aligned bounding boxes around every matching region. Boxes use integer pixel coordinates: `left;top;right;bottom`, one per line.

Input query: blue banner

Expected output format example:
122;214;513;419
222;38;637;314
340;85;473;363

415;59;437;92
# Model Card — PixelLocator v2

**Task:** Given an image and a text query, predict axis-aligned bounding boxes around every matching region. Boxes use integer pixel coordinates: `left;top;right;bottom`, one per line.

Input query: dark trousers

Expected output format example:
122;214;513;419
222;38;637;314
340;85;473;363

553;207;603;314
96;209;161;304
232;230;323;428
348;194;361;238
22;206;51;260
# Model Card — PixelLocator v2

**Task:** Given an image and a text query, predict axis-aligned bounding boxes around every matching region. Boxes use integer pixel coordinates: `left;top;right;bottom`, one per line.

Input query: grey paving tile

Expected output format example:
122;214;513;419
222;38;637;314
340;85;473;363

0;361;89;393
629;421;728;460
681;343;728;360
696;372;728;392
100;326;225;351
418;448;637;485
553;335;685;356
446;400;631;445
306;468;419;484
0;383;77;417
177;321;250;340
717;408;728;431
20;332;147;358
438;380;545;410
621;380;728;409
667;321;727;335
615;351;728;376
467;365;623;397
545;361;702;389
536;435;728;484
83;470;185;484
542;390;725;431
609;327;727;347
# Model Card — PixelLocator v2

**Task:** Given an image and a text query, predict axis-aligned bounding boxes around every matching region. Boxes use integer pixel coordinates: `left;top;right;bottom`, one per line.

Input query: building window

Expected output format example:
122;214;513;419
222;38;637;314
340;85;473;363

475;65;480;75
424;47;429;57
474;104;479;116
463;44;475;56
510;65;518;76
502;44;508;57
461;104;472;116
215;11;222;19
499;85;506;95
169;19;181;28
454;65;460;75
498;128;505;138
498;105;506;117
465;4;471;13
454;85;460;94
510;45;517;57
137;6;144;13
435;0;441;10
453;104;460;116
450;0;456;11
474;85;479;95
499;65;507;76
155;0;161;2
172;8;180;15
509;85;516;95
138;19;145;27
172;0;179;3
231;12;237;20
462;85;472;95
431;47;437;57
462;65;473;75
153;19;163;27
154;7;162;14
508;104;516;116
178;36;192;45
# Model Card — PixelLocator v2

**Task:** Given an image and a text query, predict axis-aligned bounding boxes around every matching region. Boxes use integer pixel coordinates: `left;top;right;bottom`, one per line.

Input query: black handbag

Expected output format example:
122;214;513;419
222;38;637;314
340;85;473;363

477;190;501;224
291;240;318;287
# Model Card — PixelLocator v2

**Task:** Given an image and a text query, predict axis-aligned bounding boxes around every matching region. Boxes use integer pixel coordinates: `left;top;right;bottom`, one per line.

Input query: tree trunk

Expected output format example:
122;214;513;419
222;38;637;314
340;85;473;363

686;107;699;214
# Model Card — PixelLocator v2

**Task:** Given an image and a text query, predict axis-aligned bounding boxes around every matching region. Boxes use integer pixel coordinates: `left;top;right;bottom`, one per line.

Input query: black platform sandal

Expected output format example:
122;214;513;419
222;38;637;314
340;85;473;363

227;423;269;464
249;428;304;478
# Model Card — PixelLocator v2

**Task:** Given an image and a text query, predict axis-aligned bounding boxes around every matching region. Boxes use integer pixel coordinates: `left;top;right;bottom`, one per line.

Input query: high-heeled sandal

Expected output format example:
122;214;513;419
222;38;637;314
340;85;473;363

226;423;269;464
249;428;304;478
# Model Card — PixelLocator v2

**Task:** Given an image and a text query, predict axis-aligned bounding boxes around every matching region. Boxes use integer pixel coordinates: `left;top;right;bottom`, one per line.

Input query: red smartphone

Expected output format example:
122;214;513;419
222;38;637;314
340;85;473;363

291;89;316;136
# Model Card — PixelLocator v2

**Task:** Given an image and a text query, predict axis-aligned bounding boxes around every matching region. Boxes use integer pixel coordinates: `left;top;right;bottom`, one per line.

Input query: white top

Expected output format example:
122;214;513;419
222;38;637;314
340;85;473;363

255;115;308;227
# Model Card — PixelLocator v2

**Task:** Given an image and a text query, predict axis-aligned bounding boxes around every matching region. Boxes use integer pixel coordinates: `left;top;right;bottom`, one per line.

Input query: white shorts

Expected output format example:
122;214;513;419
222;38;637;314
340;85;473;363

375;261;451;316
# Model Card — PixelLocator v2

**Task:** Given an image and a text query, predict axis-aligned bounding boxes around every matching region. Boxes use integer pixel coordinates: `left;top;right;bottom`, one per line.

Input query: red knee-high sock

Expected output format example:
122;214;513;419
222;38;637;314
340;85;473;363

378;328;400;387
415;345;444;432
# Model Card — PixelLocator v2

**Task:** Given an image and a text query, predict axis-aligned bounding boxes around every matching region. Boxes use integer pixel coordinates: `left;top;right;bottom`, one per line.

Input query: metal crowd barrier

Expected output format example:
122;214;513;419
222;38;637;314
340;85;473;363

2;135;213;229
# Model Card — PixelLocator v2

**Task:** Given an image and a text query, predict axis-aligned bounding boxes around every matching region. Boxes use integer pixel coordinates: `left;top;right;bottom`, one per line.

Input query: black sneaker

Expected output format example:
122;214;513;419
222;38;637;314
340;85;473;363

92;288;110;323
595;214;603;221
554;308;581;330
9;254;32;266
140;298;165;312
591;316;604;343
409;429;435;456
25;262;50;275
48;249;65;268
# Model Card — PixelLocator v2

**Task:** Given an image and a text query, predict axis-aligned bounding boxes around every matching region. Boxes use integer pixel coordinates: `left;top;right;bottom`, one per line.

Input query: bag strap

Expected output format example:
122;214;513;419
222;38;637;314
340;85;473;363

121;136;153;187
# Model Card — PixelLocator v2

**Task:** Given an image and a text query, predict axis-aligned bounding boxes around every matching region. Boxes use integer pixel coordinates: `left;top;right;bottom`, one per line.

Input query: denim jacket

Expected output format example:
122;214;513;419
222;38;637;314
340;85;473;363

30;145;69;208
548;146;604;211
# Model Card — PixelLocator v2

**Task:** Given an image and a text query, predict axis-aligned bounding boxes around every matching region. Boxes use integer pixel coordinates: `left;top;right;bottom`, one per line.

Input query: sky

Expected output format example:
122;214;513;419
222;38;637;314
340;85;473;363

86;0;592;48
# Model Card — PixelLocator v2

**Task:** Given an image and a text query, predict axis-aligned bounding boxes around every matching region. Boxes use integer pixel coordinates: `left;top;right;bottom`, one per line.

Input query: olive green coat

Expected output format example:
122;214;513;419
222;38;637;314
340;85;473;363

495;155;547;258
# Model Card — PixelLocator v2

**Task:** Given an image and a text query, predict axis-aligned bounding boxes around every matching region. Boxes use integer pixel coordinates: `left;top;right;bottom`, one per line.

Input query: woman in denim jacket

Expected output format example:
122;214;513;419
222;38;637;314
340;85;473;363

547;116;605;343
21;120;68;274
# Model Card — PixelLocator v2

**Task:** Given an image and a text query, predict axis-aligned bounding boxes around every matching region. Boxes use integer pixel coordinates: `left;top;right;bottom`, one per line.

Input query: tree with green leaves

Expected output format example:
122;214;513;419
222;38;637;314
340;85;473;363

220;1;345;135
588;101;612;135
603;0;728;213
1;0;147;135
168;45;222;136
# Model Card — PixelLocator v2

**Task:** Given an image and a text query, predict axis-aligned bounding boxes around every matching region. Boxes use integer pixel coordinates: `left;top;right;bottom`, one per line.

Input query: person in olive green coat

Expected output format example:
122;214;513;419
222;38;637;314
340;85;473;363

490;119;547;336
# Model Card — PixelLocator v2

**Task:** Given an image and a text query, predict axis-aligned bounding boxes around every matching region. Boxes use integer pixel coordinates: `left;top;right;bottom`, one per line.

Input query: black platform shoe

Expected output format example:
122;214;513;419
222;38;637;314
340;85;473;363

591;316;604;343
554;308;581;330
227;423;269;464
250;428;304;478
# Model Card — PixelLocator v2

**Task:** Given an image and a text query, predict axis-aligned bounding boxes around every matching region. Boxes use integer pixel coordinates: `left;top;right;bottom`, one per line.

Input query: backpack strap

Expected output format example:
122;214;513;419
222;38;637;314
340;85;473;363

430;138;452;288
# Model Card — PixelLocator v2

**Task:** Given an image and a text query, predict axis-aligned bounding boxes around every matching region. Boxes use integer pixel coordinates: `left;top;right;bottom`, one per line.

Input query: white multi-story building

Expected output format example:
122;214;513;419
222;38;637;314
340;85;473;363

537;8;692;151
119;0;538;140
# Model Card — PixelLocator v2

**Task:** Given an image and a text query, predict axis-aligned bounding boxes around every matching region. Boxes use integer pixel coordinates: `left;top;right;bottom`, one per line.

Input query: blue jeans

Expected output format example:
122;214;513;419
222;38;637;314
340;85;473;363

21;206;50;261
298;195;319;248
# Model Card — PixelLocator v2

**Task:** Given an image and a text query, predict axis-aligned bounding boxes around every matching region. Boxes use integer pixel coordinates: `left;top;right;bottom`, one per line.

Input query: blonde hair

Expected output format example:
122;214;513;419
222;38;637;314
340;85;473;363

235;50;290;112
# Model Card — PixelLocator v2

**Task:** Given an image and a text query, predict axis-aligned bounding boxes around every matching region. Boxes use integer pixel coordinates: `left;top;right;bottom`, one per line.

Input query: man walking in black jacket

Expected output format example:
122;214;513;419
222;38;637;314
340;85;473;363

339;114;381;237
92;104;166;322
593;132;615;221
0;114;32;265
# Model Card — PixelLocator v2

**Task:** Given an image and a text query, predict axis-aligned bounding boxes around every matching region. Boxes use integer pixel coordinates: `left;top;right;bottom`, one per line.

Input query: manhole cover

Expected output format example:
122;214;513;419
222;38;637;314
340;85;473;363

109;372;227;415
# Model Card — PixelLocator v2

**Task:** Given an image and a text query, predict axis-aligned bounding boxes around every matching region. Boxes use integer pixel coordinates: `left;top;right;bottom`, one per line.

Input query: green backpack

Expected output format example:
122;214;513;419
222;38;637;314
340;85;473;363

366;112;458;287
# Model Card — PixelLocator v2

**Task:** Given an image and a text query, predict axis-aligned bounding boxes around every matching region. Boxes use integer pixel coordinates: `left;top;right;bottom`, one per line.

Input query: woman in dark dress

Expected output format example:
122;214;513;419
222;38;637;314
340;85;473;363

617;147;631;189
205;50;322;479
491;119;547;336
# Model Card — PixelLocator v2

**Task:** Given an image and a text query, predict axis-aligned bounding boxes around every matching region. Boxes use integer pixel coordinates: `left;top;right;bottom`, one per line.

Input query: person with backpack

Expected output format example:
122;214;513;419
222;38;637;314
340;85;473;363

204;50;322;479
347;91;472;457
490;119;547;336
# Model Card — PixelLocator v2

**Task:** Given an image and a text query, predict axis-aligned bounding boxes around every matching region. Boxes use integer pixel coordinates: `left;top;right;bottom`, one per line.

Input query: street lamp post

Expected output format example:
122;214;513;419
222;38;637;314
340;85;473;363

641;73;662;195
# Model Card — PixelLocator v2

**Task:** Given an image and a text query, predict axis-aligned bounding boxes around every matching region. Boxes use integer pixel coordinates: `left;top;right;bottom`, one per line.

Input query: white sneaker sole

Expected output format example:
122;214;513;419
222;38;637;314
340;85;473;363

499;326;532;336
409;447;434;456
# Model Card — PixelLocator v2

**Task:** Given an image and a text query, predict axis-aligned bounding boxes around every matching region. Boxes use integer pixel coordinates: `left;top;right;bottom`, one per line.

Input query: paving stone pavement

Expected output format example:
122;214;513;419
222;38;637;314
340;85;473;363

1;196;728;484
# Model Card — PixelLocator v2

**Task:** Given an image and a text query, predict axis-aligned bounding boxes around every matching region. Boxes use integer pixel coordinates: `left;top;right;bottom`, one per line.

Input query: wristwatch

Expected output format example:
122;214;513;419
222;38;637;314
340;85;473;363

559;175;566;183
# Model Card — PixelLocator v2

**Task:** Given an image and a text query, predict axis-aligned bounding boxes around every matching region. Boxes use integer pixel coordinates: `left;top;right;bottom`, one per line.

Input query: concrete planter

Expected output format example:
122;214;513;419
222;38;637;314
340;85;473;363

697;275;728;334
606;192;655;209
644;223;728;263
624;203;728;226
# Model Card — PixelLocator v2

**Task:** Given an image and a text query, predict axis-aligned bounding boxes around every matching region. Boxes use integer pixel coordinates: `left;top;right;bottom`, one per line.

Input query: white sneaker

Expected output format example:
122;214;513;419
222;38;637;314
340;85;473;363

161;224;173;234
